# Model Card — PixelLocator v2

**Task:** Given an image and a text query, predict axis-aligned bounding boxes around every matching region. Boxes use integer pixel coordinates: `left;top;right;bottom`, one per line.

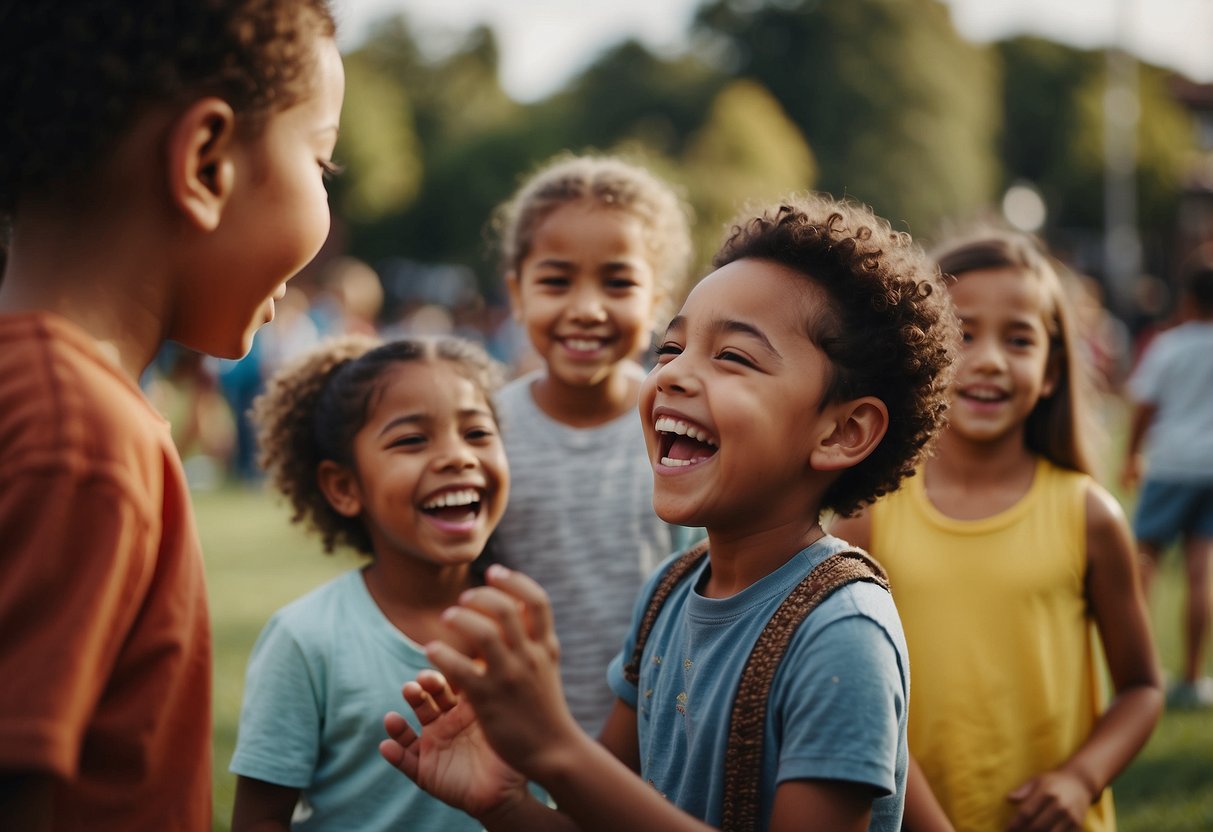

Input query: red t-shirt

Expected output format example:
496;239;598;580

0;313;211;830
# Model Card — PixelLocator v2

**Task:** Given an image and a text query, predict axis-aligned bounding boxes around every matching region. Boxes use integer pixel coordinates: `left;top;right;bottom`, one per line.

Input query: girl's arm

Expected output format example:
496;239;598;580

1006;483;1163;832
230;776;299;832
1119;401;1158;490
901;755;955;832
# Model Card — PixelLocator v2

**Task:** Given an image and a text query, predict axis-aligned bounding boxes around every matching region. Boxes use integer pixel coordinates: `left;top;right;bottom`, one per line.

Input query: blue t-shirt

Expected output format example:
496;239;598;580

230;569;487;831
607;535;909;830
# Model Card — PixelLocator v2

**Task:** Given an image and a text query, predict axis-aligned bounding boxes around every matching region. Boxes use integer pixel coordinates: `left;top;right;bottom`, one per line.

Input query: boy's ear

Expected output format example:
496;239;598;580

505;270;524;322
317;460;364;518
809;397;889;472
167;97;239;232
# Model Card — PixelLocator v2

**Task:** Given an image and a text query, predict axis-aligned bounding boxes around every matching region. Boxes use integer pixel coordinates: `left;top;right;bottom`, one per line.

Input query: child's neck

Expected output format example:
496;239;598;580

699;519;826;600
924;429;1038;520
1;203;170;381
531;364;641;428
361;553;475;644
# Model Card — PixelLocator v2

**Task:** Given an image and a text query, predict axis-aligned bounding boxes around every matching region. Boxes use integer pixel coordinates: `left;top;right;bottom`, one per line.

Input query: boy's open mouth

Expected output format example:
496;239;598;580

655;416;718;468
420;488;483;523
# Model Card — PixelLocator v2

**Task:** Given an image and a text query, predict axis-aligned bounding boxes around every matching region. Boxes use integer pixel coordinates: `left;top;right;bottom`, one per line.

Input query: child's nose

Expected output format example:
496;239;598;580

968;336;1008;372
434;440;478;471
567;286;607;323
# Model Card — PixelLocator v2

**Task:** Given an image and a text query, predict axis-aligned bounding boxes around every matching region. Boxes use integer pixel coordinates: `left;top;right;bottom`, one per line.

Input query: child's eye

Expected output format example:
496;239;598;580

387;434;426;449
537;276;569;289
654;343;682;357
717;350;755;368
606;277;638;291
465;427;496;442
319;159;344;180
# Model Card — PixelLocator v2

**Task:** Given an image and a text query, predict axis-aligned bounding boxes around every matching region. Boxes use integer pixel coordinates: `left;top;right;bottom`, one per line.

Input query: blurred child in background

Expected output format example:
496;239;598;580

1121;249;1213;710
488;153;698;734
230;336;511;831
833;230;1162;832
0;2;342;827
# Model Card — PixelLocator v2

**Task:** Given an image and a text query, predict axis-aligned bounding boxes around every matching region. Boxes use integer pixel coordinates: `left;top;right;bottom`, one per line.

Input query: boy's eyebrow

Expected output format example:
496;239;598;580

662;315;779;356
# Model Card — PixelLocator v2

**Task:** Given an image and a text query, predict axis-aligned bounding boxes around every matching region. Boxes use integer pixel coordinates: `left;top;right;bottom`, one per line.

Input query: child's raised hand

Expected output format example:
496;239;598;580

426;564;584;779
1005;770;1093;832
379;669;529;818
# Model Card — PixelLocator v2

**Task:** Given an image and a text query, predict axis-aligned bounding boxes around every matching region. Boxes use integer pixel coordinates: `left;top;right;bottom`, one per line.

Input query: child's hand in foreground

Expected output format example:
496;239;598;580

379;669;529;818
425;564;584;779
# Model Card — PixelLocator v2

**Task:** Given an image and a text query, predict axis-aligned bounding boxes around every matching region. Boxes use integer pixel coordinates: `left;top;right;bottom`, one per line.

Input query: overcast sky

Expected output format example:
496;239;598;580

336;0;1213;102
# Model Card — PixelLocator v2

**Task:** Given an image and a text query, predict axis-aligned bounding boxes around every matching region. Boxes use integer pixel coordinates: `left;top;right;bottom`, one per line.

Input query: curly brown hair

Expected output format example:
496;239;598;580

253;335;506;556
491;153;694;320
0;0;335;221
713;194;958;516
932;229;1097;476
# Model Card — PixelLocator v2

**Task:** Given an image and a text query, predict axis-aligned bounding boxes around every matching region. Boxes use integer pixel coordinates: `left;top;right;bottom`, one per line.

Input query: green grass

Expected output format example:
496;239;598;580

196;479;1213;832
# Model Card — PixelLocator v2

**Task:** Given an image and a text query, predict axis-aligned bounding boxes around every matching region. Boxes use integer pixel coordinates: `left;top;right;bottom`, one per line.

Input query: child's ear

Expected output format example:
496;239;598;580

1041;352;1063;398
505;270;524;322
809;397;889;472
317;460;364;518
167;97;238;232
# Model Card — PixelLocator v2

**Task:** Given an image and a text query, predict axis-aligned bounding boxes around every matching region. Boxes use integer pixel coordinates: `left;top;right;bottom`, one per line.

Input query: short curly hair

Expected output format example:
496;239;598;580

0;0;335;221
713;194;958;517
491;153;694;319
253;335;506;556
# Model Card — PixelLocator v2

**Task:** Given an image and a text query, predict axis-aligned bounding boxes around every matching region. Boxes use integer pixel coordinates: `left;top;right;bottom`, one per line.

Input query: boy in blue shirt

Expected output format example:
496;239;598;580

379;195;958;831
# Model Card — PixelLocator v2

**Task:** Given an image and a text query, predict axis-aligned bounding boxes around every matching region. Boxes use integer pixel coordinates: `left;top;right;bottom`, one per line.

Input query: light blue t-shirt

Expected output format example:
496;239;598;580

1127;320;1213;481
607;535;909;831
230;569;486;831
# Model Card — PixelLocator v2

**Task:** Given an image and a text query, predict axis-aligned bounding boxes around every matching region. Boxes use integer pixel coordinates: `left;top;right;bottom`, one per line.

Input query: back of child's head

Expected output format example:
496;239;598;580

712;194;958;517
254;334;505;556
1179;247;1213;318
492;153;693;318
0;0;335;224
932;229;1097;476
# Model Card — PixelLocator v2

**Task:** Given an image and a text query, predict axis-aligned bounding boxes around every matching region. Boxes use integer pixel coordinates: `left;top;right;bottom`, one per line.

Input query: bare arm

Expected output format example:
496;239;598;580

900;755;955;832
1119;400;1157;490
1006;485;1163;831
230;776;299;832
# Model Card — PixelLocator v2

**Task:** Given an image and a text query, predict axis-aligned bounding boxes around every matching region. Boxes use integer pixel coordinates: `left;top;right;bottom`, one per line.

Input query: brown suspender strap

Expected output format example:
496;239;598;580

622;541;890;832
623;538;711;686
721;549;890;832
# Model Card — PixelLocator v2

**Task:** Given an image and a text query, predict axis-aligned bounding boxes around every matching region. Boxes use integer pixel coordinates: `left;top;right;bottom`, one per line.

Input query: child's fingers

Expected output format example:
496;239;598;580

380;711;419;779
457;585;527;648
484;564;557;643
425;639;490;695
402;680;444;726
415;669;461;712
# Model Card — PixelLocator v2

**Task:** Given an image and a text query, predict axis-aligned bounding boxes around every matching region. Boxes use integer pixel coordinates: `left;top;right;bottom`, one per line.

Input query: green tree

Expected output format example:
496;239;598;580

682;79;817;266
694;0;1000;236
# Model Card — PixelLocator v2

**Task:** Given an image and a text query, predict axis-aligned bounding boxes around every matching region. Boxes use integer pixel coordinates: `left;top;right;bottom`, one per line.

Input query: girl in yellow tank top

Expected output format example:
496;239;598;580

832;231;1162;832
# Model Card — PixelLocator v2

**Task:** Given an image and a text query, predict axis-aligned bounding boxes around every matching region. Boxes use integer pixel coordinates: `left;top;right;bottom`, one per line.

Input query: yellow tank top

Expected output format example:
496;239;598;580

871;457;1114;832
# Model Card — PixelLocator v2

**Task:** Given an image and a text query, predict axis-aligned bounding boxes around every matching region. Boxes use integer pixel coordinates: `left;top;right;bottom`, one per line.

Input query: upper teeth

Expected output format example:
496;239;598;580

565;338;603;351
654;416;717;447
423;489;479;509
966;389;1003;401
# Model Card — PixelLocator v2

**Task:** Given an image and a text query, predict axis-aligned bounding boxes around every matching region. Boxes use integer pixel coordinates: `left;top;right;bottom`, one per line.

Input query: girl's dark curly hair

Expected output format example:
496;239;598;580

714;194;959;517
253;335;505;556
0;0;335;221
